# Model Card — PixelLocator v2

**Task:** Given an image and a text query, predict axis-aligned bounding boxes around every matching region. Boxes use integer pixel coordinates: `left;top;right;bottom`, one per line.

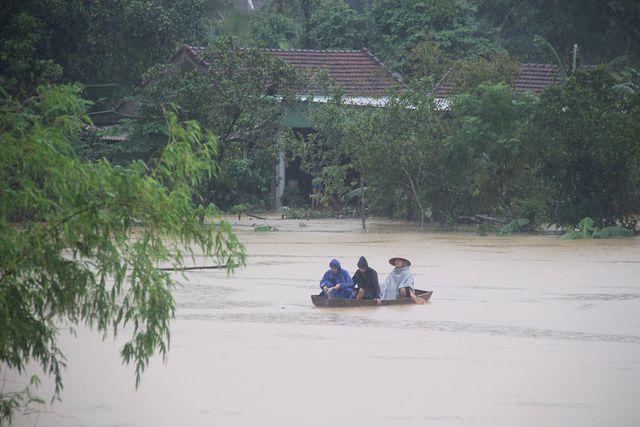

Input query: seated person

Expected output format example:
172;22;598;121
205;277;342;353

380;256;416;301
352;256;380;300
319;259;355;299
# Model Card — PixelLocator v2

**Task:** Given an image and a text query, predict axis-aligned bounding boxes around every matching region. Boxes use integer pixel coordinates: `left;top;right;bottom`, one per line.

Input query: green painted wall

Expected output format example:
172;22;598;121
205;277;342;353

281;100;314;129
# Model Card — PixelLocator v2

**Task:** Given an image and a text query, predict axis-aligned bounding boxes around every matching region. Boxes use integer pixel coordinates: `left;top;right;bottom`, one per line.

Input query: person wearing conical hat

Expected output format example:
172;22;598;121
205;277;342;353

380;256;416;301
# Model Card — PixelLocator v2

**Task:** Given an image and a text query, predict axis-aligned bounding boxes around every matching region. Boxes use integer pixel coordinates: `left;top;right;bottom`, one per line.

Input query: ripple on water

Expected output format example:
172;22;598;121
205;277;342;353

175;312;640;344
547;293;640;302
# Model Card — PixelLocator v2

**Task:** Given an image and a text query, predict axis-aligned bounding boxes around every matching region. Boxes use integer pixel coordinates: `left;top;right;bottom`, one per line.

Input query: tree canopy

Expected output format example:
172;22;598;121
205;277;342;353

0;84;245;423
527;67;640;227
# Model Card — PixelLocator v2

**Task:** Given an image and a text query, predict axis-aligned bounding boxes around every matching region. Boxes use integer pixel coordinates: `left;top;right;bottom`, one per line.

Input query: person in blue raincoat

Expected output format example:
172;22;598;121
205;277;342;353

319;259;355;299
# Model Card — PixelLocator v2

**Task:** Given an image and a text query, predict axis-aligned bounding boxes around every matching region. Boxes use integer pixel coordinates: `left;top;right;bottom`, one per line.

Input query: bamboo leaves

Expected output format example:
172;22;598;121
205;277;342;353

0;84;246;423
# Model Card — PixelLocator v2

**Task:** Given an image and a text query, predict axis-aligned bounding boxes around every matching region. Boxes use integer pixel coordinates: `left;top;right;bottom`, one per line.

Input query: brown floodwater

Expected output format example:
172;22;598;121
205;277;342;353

7;218;640;427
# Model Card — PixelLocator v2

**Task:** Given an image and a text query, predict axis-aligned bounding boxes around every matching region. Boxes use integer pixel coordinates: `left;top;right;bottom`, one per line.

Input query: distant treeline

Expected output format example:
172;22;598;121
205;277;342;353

2;1;639;229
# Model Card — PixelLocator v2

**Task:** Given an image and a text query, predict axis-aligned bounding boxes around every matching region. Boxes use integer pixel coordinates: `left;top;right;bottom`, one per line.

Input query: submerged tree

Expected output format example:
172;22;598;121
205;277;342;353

0;85;246;423
300;90;446;226
448;83;538;218
527;67;640;228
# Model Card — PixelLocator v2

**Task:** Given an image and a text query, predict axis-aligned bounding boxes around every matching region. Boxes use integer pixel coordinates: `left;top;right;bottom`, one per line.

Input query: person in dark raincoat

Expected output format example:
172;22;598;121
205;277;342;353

319;259;355;299
352;256;380;300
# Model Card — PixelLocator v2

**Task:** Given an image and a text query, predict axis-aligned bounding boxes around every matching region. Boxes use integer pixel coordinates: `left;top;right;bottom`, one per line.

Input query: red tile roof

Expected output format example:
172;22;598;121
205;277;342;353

514;63;562;94
182;45;400;97
433;63;562;98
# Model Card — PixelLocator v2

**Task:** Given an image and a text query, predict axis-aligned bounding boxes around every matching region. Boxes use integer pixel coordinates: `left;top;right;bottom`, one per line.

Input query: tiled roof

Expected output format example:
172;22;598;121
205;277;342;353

432;73;456;99
182;45;400;97
433;63;562;98
514;63;562;94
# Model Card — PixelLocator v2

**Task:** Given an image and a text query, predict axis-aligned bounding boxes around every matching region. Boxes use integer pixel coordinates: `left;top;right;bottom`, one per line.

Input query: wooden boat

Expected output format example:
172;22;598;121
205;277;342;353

311;289;433;308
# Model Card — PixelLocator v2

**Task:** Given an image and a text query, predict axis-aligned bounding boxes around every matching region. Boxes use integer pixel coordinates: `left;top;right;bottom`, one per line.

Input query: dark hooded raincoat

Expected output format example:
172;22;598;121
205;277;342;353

352;256;380;299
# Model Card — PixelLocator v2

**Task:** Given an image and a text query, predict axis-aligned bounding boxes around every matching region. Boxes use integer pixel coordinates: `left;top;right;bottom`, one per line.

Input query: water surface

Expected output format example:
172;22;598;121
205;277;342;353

8;218;640;426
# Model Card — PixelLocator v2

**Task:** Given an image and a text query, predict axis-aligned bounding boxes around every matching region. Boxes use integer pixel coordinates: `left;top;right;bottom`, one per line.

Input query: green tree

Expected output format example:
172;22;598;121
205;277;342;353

367;92;446;225
1;0;212;96
0;85;246;423
303;91;447;225
477;0;640;63
0;0;85;92
130;38;304;210
307;0;367;49
527;67;640;227
248;11;302;48
447;53;521;94
294;97;354;217
369;0;499;73
82;0;211;88
448;84;538;218
247;0;366;50
403;41;453;86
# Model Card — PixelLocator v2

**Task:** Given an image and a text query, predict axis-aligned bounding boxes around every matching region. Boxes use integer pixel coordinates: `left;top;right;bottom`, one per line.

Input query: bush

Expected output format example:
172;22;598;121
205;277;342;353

281;187;307;208
561;217;636;239
513;199;547;232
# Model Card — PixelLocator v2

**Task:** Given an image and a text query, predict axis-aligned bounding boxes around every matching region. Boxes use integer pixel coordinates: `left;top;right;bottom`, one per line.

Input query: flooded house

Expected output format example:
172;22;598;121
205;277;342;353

169;44;401;209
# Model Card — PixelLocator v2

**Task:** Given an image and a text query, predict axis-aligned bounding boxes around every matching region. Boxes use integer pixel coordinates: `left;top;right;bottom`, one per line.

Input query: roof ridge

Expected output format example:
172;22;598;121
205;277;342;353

263;48;364;53
521;63;560;67
185;44;366;54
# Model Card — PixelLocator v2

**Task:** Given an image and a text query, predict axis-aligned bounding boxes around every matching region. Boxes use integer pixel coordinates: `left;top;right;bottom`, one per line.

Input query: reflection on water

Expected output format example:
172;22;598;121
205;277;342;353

8;218;640;427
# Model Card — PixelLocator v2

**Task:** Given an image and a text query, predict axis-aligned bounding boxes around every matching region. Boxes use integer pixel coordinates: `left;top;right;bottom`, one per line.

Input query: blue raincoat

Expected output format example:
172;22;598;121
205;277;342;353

319;259;355;299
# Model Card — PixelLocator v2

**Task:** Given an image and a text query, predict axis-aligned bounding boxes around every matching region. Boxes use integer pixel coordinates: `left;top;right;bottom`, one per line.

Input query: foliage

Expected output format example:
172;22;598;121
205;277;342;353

533;35;573;79
0;0;84;92
289;98;352;217
248;10;302;48
281;187;307;208
128;37;304;209
608;57;640;97
369;0;500;72
0;85;245;423
245;0;366;50
447;83;538;218
561;217;635;239
527;67;640;228
498;218;530;235
476;222;496;236
1;0;212;95
447;54;521;95
512;198;547;232
280;206;324;219
298;83;547;229
307;0;368;49
295;90;448;225
213;9;255;47
592;226;635;239
476;0;640;64
3;0;640;100
363;92;446;226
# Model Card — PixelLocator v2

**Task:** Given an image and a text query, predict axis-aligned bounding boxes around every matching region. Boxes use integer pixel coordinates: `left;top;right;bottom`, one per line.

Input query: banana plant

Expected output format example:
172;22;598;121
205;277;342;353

533;35;580;80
